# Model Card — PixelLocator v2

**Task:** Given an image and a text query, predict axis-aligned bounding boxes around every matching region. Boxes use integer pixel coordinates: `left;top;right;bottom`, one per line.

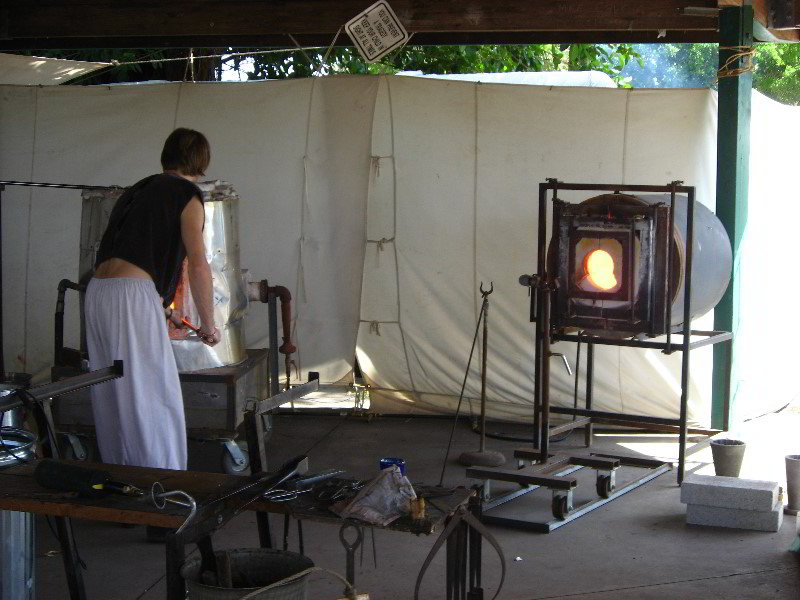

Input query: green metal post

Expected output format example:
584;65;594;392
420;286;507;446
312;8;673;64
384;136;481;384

713;6;753;430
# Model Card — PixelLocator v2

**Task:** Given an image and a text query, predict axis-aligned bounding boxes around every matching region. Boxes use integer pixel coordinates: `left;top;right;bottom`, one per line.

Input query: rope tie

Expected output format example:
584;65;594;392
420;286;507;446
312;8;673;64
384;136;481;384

369;321;381;336
716;45;755;82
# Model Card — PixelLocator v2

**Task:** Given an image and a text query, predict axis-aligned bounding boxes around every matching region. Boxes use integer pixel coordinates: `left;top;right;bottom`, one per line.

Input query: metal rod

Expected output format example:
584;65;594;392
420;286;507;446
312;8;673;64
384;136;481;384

666;181;678;351
478;295;489;453
540;287;552;461
549;406;682;427
584;341;594;447
552;330;731;350
0;185;5;377
532;183;549;451
678;188;696;484
542;182;693;194
0;180;119;191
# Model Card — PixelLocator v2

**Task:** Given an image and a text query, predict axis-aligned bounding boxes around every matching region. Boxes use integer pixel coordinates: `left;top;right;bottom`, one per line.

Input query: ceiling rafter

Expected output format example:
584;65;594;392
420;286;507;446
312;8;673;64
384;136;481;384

0;0;796;49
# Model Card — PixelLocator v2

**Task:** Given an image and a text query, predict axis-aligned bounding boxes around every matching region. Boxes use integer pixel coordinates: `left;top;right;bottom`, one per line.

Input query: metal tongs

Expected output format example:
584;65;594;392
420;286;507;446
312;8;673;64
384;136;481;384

261;467;347;502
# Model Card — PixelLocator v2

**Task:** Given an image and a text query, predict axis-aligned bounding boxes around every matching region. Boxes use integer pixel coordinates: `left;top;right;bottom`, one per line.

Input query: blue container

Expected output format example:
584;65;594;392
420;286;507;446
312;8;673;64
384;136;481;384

379;457;405;476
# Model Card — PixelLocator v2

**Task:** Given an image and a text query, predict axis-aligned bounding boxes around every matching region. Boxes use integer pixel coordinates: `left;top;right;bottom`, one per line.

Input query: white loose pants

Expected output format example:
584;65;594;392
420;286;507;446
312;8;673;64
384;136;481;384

85;278;187;470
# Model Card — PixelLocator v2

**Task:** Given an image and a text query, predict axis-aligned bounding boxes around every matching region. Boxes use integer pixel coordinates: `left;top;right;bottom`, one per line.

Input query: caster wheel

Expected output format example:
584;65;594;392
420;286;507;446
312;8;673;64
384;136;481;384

596;475;614;499
552;495;569;520
221;446;250;475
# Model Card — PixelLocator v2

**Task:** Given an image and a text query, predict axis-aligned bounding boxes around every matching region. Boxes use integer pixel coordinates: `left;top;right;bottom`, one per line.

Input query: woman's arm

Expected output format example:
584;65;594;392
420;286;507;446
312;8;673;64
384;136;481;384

181;196;220;346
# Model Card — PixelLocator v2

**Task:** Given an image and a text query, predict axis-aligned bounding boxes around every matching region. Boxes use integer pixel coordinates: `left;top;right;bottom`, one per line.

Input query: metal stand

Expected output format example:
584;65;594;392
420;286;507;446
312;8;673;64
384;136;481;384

528;181;733;485
471;181;733;532
459;283;505;468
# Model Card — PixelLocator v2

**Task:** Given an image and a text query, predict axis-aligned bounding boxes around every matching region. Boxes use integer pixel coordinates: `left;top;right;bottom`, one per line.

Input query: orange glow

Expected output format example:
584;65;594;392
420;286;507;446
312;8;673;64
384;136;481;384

584;249;617;291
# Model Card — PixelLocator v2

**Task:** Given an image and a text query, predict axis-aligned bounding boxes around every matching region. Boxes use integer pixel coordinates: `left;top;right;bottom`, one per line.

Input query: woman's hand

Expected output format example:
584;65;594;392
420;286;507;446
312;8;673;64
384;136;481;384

198;325;221;346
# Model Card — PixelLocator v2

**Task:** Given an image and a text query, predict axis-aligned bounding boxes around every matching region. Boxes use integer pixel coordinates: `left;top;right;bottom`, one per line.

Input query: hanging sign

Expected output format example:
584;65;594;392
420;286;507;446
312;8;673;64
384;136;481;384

345;1;409;64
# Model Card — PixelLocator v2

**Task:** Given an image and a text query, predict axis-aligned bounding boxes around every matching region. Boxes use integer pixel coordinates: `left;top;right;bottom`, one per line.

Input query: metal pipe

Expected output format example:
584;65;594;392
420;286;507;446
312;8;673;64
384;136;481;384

479;294;489;453
268;285;296;355
585;341;595;447
0;184;5;377
540;286;552;461
0;180;119;191
268;294;279;398
678;188;696;484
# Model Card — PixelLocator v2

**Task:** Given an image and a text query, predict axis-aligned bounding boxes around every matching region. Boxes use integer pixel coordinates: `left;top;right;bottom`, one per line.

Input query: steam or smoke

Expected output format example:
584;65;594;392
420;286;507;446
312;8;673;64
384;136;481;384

621;44;718;89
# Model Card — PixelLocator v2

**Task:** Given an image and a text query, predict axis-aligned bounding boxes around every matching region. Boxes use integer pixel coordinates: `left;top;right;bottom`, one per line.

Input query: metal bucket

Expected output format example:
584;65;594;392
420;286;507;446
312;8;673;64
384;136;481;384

181;549;313;600
0;427;37;600
1;373;32;429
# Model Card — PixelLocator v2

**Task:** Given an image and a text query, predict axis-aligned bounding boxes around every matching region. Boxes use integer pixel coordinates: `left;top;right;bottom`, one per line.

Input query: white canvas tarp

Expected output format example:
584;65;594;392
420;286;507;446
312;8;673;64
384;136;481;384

1;75;794;426
0;53;108;85
0;77;378;385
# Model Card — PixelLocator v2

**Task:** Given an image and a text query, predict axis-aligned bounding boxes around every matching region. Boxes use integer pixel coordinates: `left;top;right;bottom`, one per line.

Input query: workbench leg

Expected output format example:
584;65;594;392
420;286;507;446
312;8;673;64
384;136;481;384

257;512;273;549
446;528;455;600
165;532;187;600
467;497;483;600
54;516;87;600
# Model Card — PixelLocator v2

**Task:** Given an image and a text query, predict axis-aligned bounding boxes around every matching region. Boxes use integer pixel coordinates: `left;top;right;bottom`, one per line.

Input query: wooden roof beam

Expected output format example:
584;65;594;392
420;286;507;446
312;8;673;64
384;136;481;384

0;0;722;49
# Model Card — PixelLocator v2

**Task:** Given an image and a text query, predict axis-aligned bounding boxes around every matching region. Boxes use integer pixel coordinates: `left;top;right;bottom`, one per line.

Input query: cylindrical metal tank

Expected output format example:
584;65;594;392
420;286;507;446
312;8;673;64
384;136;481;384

638;193;732;330
0;427;36;600
80;181;250;372
169;181;249;371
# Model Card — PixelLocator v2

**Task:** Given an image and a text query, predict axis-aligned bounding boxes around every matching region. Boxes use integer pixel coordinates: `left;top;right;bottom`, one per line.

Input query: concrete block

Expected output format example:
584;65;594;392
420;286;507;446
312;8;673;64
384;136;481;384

686;499;784;532
680;474;782;511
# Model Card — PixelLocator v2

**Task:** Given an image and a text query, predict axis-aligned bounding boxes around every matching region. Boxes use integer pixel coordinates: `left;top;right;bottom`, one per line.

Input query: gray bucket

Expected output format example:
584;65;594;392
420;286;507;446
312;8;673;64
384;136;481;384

0;427;37;600
181;548;314;600
710;438;746;477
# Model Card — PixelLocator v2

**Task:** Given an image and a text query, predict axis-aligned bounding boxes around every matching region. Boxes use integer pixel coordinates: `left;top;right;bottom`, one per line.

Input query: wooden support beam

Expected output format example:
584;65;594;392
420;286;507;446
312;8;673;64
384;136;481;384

713;5;753;431
752;0;800;39
0;0;722;49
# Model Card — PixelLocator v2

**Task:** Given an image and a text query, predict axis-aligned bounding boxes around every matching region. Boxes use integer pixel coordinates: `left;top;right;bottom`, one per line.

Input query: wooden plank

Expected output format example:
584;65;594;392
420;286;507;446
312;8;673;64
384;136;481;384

2;0;720;43
752;0;800;37
0;461;239;526
0;30;723;50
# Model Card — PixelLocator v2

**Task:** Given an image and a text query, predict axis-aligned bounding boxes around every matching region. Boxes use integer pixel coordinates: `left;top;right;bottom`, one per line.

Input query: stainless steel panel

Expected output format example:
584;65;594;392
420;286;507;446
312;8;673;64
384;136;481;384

169;181;248;370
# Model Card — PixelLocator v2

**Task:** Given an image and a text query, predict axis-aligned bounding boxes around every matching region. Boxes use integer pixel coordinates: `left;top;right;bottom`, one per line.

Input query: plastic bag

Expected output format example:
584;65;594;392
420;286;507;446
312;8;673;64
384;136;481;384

333;466;417;526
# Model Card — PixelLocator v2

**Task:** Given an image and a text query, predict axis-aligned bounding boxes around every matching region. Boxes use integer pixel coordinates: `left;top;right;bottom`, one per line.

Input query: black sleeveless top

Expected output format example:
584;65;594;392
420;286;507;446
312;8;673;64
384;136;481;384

95;173;202;306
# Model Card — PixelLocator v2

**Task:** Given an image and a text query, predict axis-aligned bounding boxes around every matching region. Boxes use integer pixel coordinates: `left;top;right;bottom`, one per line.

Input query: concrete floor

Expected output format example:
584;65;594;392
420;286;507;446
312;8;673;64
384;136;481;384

34;406;800;599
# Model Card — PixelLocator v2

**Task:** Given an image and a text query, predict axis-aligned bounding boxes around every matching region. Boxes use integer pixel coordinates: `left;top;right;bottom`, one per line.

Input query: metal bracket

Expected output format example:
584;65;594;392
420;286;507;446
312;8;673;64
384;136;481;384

65;434;87;461
222;440;247;468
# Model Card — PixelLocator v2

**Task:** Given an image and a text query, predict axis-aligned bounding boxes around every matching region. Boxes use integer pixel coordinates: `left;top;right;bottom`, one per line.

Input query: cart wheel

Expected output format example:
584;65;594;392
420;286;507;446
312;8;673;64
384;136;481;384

552;495;569;520
596;475;613;499
221;446;250;475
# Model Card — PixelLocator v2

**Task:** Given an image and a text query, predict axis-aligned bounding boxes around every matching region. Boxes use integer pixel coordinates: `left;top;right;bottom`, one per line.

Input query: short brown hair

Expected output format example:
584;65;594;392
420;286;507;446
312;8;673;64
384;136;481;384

160;128;211;176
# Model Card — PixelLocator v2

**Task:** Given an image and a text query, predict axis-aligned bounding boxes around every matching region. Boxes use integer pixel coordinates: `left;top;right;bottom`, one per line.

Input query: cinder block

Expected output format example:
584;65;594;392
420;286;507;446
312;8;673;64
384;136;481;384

680;474;781;511
686;499;784;532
